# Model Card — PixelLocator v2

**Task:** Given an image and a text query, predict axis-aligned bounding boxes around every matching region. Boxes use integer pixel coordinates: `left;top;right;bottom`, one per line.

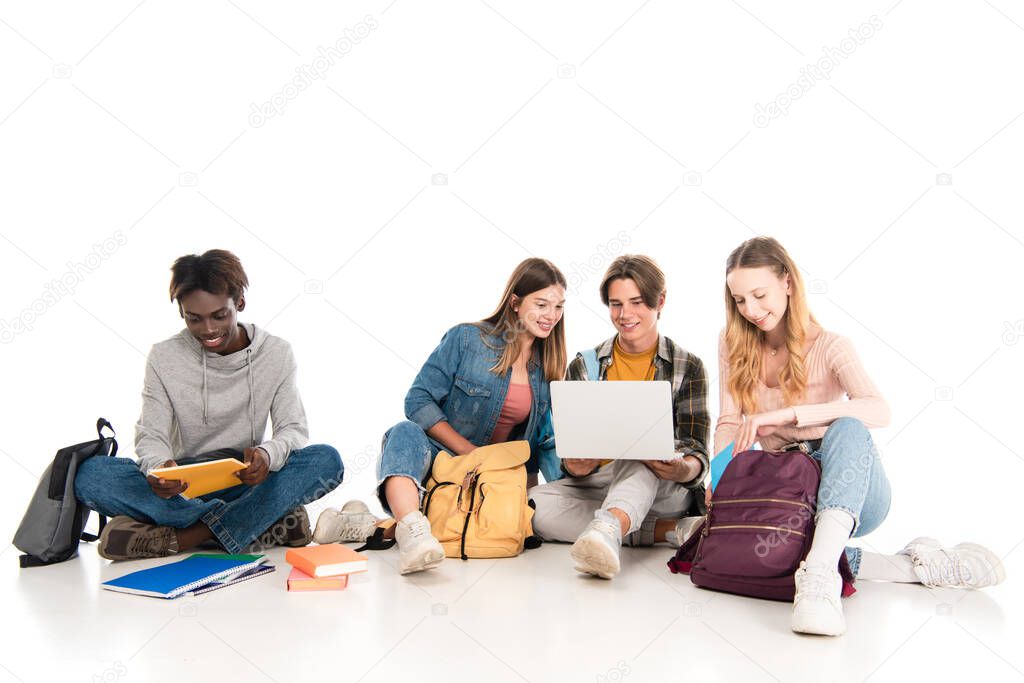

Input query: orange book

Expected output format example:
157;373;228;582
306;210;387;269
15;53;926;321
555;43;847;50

285;544;368;578
287;567;348;592
150;459;246;499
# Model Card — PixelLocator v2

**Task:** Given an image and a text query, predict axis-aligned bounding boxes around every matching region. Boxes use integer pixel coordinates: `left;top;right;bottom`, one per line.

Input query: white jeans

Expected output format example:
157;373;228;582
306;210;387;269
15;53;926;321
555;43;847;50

528;460;692;546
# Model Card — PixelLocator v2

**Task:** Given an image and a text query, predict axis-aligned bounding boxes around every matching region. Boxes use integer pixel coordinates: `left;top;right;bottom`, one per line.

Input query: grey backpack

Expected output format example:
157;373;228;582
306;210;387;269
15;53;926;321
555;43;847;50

14;418;117;567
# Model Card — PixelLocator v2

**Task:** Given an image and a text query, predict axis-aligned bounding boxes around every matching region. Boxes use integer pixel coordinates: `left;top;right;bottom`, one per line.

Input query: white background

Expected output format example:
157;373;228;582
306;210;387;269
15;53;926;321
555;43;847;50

1;1;1022;681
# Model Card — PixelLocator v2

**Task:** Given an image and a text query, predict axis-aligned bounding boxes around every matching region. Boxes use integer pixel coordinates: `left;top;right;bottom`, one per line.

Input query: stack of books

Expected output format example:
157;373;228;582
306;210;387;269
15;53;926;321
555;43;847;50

284;544;368;592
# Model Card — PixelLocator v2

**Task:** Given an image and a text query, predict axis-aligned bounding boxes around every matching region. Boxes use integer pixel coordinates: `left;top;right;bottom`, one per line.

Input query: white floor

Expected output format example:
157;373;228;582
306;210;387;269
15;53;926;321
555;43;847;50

2;532;1020;683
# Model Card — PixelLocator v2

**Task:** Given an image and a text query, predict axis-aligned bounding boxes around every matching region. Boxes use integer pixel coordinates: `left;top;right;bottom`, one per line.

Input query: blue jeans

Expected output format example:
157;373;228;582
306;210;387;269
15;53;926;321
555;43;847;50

375;420;440;515
810;417;892;576
74;444;344;553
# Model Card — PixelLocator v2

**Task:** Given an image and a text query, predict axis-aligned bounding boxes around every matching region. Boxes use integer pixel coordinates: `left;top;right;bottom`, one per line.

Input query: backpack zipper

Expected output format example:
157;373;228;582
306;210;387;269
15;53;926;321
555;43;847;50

710;497;812;512
708;524;806;537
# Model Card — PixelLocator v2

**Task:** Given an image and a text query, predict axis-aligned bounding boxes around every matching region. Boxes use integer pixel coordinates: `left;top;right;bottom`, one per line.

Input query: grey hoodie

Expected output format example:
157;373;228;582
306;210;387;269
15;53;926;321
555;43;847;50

134;322;308;474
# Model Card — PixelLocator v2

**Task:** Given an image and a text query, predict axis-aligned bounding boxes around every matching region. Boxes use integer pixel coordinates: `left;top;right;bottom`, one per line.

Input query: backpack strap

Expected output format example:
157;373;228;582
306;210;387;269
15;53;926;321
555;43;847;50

96;418;118;458
96;418;115;439
581;348;600;381
81;418;117;544
356;528;395;552
80;513;107;543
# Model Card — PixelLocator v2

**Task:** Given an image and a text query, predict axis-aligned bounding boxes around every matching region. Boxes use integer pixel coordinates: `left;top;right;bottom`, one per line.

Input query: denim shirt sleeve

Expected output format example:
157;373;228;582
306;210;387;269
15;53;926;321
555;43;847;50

404;325;465;432
543;352;593;479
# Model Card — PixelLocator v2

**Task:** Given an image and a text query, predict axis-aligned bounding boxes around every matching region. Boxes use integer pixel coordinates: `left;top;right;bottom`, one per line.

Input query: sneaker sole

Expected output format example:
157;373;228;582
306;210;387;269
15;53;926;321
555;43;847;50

97;516;131;560
570;536;620;579
791;608;847;637
399;548;446;575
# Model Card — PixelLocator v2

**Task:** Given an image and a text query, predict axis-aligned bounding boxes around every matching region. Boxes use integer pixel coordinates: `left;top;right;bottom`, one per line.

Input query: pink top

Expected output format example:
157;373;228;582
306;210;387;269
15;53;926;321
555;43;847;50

490;383;533;444
713;329;890;455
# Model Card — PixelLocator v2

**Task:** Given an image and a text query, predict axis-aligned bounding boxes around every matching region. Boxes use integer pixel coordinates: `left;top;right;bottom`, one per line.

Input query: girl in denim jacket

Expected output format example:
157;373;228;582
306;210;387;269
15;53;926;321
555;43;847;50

315;258;567;574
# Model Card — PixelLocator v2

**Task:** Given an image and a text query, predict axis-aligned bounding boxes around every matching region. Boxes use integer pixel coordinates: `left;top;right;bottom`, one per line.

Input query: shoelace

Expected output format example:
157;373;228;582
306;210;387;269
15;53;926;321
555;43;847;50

590;519;620;540
406;517;431;539
919;549;972;587
128;531;169;556
797;566;839;600
338;517;377;541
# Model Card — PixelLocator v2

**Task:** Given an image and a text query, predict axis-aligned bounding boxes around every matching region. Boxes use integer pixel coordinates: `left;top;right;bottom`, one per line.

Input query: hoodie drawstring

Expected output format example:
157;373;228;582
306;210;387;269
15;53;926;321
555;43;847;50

201;351;209;425
246;348;255;448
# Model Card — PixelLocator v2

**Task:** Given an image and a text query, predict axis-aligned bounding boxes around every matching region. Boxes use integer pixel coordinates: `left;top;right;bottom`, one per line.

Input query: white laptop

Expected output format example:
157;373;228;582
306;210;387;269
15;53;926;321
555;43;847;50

549;380;675;460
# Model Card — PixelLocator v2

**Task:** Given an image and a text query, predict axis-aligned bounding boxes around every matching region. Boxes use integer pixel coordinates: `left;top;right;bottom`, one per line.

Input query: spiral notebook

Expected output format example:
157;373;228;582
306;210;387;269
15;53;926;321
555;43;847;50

102;553;268;599
191;563;275;595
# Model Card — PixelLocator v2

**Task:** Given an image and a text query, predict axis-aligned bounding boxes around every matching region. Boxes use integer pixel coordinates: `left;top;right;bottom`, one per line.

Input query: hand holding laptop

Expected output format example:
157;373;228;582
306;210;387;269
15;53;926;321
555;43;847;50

642;457;700;483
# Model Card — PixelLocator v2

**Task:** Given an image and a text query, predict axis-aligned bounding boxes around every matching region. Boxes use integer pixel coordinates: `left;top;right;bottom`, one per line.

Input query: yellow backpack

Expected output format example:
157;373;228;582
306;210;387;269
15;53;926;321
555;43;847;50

421;441;535;559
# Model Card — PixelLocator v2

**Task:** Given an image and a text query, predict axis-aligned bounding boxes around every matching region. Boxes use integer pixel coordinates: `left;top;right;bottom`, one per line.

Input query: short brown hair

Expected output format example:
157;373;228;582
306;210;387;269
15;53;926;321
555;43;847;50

169;249;249;307
599;254;666;309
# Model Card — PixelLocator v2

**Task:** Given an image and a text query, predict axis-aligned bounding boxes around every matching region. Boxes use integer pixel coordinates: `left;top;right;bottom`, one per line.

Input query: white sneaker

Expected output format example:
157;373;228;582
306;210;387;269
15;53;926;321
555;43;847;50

900;537;1006;589
570;515;622;579
313;500;380;544
669;515;706;549
792;561;846;636
395;511;445;575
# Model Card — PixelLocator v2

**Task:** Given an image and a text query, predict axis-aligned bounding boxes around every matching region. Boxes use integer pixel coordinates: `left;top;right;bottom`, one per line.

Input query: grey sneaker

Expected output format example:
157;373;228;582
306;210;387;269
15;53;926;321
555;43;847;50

254;507;312;550
98;516;179;561
313;500;380;544
570;511;623;579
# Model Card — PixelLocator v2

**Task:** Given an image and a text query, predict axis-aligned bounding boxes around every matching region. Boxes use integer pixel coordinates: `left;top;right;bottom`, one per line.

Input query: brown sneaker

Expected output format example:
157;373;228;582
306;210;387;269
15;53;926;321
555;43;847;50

252;507;311;551
98;516;179;561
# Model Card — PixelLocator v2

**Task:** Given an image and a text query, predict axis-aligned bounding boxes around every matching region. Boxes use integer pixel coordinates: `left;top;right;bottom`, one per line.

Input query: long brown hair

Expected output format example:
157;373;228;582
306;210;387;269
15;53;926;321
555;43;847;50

724;237;816;414
478;258;568;382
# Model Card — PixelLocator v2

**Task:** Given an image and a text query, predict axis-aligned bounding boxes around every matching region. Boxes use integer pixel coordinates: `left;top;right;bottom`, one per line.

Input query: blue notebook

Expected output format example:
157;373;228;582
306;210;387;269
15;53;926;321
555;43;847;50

102;554;267;599
710;442;735;490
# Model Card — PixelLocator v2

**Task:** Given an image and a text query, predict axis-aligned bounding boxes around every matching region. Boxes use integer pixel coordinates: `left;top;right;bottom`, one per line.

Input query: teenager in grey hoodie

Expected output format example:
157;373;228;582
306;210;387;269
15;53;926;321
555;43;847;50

74;250;343;560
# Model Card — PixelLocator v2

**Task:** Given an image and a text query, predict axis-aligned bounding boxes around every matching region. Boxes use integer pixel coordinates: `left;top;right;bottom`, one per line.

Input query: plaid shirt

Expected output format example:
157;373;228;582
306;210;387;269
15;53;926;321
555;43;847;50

564;335;710;489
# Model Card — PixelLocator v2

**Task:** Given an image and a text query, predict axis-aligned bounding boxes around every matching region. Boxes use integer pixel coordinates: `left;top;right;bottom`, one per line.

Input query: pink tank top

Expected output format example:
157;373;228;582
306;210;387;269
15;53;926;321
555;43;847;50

489;383;532;444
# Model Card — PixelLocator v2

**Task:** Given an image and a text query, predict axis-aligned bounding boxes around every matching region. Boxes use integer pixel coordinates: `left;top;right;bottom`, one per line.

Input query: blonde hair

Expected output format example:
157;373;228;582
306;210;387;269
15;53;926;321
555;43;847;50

724;237;816;414
478;258;568;382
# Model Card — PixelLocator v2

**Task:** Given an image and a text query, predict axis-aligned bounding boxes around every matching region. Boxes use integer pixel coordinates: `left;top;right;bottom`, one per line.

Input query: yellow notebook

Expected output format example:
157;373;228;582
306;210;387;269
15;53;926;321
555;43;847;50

150;458;246;499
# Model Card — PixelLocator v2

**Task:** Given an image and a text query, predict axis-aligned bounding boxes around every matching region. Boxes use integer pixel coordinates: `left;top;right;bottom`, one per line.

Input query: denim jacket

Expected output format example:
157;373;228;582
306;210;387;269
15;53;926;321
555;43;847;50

404;323;551;473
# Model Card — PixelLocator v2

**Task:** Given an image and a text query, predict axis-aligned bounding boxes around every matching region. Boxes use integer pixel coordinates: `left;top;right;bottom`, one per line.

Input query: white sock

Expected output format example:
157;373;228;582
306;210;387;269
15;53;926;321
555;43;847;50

856;551;919;583
805;509;855;568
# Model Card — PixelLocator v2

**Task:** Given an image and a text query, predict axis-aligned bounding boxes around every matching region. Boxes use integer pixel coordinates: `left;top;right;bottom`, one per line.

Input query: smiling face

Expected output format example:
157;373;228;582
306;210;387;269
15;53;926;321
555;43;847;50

607;277;663;352
726;266;791;337
513;284;565;340
179;289;247;355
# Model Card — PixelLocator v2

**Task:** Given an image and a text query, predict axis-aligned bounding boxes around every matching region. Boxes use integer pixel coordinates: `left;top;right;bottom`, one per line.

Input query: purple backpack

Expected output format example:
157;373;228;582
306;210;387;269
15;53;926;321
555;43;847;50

668;449;856;601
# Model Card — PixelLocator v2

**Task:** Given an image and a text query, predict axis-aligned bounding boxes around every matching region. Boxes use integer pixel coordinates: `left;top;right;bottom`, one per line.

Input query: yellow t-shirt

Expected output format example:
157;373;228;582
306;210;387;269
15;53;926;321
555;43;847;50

599;339;657;466
606;338;657;382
